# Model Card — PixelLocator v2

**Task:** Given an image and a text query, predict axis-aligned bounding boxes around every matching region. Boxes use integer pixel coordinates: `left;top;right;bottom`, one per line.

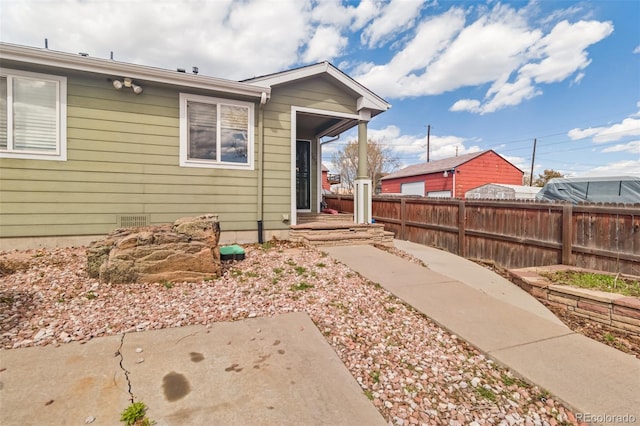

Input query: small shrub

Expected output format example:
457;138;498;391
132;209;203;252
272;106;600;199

475;386;497;402
120;401;154;426
290;282;314;291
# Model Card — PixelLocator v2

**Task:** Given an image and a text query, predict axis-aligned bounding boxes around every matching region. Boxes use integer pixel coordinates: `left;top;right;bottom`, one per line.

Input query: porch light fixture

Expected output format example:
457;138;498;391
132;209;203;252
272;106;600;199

112;77;143;95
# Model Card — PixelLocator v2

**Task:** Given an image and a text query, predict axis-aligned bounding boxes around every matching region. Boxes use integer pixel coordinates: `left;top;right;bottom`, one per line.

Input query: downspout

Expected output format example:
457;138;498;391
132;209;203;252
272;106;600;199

257;92;268;244
452;168;456;198
320;134;340;145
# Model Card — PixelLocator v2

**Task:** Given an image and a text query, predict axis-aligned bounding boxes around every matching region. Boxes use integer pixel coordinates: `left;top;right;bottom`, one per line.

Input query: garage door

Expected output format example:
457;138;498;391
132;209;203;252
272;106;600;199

427;190;452;198
401;181;425;196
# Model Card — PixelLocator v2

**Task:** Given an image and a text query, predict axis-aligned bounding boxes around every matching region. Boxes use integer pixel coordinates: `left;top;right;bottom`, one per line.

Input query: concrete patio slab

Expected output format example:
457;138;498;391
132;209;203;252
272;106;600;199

491;332;640;421
393;240;564;325
0;312;385;426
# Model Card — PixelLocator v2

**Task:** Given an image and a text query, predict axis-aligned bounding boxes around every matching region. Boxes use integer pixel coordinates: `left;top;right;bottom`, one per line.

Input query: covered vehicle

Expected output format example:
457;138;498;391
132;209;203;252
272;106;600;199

535;176;640;204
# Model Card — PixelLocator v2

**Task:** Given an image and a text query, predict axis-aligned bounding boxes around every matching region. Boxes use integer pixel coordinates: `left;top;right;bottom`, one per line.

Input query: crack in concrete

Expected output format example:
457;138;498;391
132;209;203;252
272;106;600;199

115;333;134;404
488;331;577;354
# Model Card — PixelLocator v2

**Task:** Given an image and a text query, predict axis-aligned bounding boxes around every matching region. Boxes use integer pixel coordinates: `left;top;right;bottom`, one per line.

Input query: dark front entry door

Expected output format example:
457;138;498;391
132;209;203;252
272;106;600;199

296;140;311;210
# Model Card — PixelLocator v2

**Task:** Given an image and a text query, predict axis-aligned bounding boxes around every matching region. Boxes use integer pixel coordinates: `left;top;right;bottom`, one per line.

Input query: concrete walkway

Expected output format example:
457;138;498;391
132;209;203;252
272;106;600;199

323;241;640;424
0;312;385;426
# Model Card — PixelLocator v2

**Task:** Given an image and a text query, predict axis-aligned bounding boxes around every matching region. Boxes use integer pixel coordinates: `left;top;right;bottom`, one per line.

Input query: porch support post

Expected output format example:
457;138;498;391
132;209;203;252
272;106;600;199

354;111;372;224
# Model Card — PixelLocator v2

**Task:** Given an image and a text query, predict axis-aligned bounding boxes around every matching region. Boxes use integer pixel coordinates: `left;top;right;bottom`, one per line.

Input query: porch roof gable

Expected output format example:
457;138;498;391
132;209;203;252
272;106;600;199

244;61;391;115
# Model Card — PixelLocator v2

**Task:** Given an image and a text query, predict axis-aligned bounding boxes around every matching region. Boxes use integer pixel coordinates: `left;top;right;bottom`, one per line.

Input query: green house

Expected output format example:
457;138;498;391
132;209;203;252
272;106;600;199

0;43;390;249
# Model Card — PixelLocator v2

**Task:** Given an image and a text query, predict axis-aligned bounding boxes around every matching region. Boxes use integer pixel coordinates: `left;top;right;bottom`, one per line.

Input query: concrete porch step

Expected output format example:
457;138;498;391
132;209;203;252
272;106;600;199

297;213;354;224
290;221;394;247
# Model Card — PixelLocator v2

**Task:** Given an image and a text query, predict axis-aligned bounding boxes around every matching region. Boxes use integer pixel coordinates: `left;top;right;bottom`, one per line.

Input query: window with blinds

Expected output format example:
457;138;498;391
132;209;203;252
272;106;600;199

0;69;66;161
179;93;254;170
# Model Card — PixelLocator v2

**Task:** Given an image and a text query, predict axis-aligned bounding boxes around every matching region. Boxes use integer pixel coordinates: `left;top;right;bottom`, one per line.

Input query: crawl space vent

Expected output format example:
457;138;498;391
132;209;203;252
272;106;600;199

117;214;150;228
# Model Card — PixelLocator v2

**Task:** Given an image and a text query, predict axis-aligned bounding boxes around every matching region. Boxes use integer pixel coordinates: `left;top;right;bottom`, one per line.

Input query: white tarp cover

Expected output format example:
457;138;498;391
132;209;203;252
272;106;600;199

535;176;640;204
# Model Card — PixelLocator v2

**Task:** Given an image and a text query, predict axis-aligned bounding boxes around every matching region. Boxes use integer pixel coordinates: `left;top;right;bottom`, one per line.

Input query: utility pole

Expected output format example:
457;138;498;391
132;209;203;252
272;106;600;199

426;124;431;162
529;138;537;186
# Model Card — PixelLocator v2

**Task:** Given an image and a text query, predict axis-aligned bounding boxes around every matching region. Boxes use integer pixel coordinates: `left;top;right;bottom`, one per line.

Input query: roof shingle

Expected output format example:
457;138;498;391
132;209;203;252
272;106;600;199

382;150;489;180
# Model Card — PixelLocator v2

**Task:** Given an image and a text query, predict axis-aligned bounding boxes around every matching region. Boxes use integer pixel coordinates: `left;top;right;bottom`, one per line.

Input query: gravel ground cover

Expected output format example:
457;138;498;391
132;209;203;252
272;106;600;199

0;242;582;425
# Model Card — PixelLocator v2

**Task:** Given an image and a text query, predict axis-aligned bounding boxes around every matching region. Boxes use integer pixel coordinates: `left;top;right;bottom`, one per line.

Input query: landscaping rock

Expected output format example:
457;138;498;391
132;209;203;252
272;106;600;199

86;214;221;284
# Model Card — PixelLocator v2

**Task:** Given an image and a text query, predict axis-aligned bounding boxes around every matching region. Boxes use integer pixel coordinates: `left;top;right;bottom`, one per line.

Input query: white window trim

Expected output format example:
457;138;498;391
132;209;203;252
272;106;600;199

0;68;67;161
179;93;254;170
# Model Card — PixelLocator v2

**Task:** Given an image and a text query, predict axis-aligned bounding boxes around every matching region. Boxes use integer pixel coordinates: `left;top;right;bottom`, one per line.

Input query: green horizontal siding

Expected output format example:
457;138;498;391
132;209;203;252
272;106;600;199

0;167;259;186
1;69;265;238
1;67;365;239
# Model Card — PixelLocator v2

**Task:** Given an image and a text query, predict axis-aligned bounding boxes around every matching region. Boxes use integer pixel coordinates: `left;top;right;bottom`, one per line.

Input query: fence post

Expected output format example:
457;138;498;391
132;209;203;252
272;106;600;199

458;200;466;257
562;204;573;265
401;198;406;240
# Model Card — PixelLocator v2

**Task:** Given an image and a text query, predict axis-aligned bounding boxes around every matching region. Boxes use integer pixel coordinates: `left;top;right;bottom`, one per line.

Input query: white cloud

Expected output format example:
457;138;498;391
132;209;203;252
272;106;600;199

568;115;640;143
360;0;424;48
355;7;467;97
633;45;640;54
450;99;481;113
519;20;613;84
354;2;612;114
0;0;312;80
350;0;382;31
302;26;348;63
458;77;542;114
359;125;481;166
422;5;539;92
601;141;640;154
310;0;353;27
575;159;640;177
455;18;612;114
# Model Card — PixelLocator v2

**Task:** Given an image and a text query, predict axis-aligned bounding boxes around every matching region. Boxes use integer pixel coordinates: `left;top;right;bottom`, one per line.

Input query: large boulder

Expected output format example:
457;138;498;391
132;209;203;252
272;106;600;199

87;214;221;284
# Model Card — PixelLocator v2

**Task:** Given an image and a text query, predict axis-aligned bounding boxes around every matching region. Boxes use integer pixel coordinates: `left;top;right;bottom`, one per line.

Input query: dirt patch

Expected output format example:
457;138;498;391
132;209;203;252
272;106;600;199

0;252;32;277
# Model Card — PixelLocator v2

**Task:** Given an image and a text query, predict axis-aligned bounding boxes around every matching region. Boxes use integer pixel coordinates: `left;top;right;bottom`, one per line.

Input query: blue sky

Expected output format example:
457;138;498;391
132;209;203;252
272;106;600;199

2;0;638;178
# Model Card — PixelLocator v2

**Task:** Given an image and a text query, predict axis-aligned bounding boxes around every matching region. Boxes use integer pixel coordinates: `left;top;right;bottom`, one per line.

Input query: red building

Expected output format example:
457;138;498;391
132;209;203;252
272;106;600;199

322;165;331;191
380;150;522;198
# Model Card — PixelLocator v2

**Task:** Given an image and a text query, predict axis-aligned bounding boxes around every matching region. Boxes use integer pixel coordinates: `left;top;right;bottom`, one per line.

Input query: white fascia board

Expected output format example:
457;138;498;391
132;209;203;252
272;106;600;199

357;95;390;113
247;62;330;86
0;43;271;99
325;67;390;112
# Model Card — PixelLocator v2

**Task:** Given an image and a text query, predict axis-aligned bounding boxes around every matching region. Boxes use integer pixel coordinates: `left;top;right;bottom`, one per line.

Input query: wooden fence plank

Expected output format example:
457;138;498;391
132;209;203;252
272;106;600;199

325;195;639;275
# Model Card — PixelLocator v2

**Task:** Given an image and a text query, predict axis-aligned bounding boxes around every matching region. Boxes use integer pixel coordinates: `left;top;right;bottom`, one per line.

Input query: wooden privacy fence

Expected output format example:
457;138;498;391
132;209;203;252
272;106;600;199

324;194;640;276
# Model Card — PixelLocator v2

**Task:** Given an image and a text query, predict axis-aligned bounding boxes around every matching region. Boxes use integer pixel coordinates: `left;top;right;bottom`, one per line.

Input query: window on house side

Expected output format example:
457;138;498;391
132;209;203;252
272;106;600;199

0;69;67;161
180;93;254;169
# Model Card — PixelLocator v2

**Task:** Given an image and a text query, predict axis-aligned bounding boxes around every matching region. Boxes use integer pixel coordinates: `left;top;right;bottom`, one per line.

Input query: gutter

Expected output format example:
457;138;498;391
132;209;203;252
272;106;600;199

0;42;271;99
256;92;268;243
